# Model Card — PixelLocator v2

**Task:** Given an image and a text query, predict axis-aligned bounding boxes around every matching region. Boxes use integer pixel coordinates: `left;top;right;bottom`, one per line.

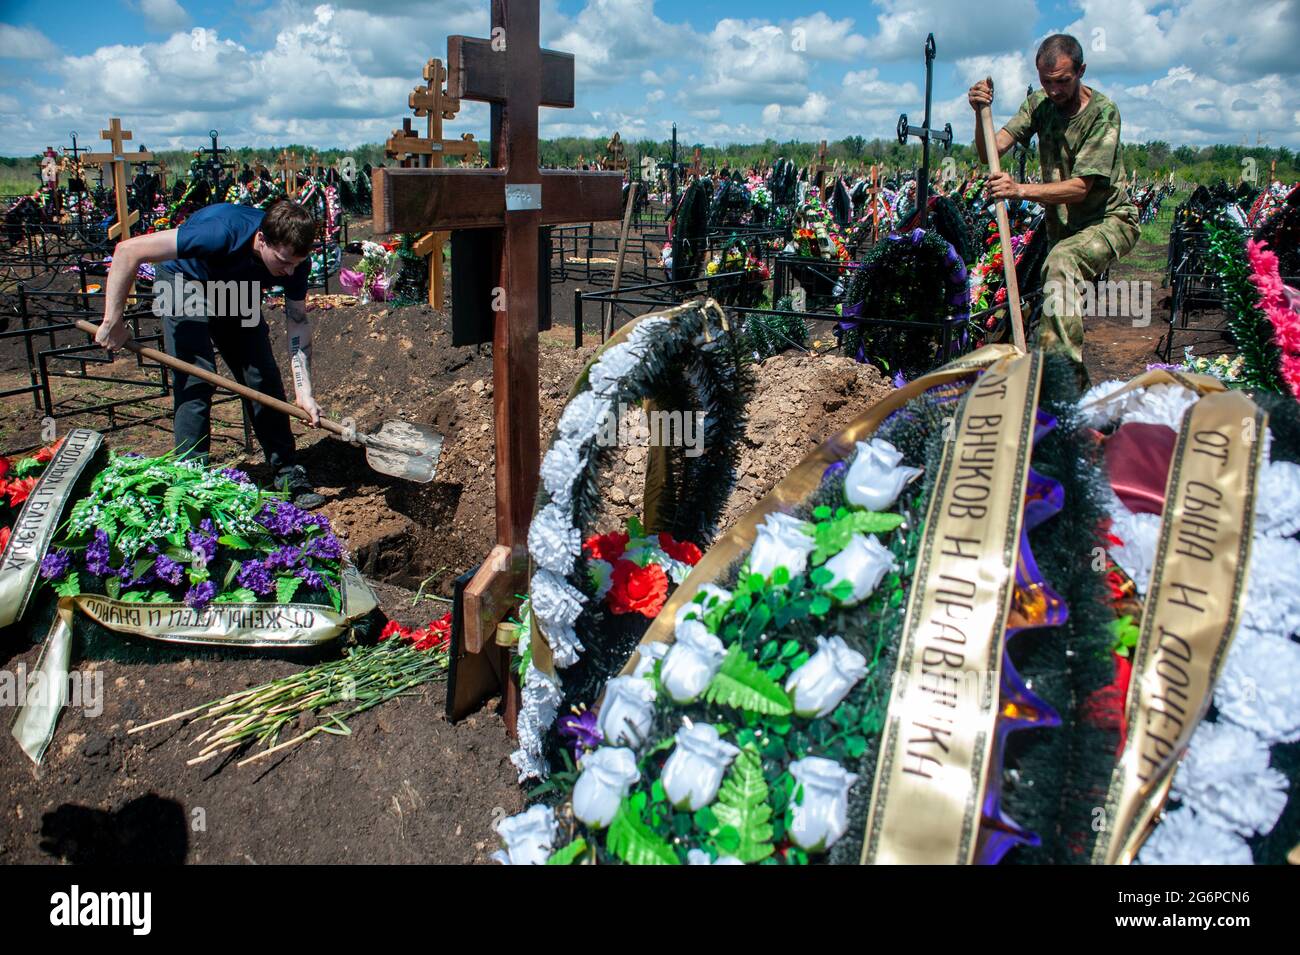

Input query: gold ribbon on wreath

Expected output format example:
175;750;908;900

1092;388;1265;864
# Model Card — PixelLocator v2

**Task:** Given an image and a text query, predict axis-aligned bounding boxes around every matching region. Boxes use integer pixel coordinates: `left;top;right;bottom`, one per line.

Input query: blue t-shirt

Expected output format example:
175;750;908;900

160;203;310;301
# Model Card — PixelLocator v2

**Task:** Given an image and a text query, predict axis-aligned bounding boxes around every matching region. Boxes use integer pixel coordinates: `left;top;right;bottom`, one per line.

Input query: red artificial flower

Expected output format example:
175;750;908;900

0;456;9;481
1104;570;1128;602
607;559;669;618
0;526;9;553
658;532;702;565
380;619;407;641
5;477;38;508
33;436;64;463
583;530;629;563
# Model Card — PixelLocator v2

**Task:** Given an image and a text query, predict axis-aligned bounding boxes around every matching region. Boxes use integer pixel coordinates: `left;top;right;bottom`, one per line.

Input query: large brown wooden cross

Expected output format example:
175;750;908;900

83;118;153;242
813;139;833;197
386;57;482;308
371;0;623;721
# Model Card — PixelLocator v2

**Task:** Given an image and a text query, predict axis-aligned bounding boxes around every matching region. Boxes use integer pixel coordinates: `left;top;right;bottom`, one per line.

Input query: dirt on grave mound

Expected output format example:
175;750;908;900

369;347;893;596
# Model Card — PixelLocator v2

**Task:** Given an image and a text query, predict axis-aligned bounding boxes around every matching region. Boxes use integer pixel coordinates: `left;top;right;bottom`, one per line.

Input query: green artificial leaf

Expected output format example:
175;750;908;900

217;587;258;603
606;800;679;866
104;575;121;600
747;573;765;591
809;594;832;616
766;662;787;681
809;566;833;587
708;744;775;863
844;735;868;758
651;780;666;804
704;644;793;716
693;806;719;832
223;561;242;590
812;505;832;521
276;575;304;604
163;484;188;517
326;581;342;612
771;565;791;587
829;579;856;603
119;590;145;603
54;572;82;599
14;455;43;477
148;591;173;604
546;838;588;865
810;511;906;565
219;533;253;550
742;602;773;643
132;557;154;580
780;639;800;659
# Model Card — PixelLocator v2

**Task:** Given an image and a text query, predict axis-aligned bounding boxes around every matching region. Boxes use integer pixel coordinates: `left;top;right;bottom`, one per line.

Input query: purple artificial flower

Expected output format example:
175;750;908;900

187;524;218;564
217;467;251;485
295;566;325;590
892;369;908;389
558;708;603;756
237;559;275;596
153;554;185;586
184;581;216;609
257;501;323;537
1145;362;1183;372
304;533;343;561
39;548;72;580
265;545;303;571
86;529;112;577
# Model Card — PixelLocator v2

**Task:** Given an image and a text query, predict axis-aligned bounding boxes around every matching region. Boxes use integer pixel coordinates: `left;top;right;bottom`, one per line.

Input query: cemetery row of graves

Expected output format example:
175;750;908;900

2;7;1299;865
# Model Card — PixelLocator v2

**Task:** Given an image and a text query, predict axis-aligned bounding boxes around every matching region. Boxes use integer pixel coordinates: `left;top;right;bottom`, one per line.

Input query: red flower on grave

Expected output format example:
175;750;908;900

583;530;629;563
5;477;38;508
0;456;9;481
34;437;64;463
1104;570;1129;602
0;526;10;553
658;533;702;565
414;612;452;652
380;619;407;642
607;559;669;618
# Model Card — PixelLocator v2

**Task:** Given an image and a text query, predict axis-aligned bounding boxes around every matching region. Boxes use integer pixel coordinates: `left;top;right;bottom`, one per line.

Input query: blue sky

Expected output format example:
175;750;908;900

1;0;1298;157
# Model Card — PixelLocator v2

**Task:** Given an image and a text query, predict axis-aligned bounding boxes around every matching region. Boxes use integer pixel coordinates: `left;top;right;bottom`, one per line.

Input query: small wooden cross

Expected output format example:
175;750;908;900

83;118;153;241
813;139;833;196
371;0;623;719
276;150;302;196
605;131;627;171
394;57;481;308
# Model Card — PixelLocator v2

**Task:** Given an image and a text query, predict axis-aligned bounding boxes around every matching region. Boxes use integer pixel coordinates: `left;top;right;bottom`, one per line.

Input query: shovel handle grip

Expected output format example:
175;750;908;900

75;319;348;436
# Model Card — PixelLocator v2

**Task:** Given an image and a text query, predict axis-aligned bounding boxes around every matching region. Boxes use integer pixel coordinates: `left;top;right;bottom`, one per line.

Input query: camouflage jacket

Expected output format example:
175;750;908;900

1003;87;1138;240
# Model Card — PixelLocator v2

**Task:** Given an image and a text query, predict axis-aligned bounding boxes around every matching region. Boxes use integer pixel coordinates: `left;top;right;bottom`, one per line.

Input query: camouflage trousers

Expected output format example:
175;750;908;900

1036;212;1141;365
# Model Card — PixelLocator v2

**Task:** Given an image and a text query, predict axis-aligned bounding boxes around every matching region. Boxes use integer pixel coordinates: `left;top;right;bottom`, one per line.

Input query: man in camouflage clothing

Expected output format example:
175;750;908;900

969;34;1140;371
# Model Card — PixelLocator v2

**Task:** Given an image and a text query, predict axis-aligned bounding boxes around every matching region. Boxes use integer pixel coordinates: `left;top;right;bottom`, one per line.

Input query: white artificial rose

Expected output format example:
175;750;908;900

572;747;640;829
843;438;922;511
631;640;671;679
823;533;895;604
597;675;657;747
687;849;744;865
588;342;640;396
748;512;815;578
491;804;558;864
660;722;740;811
674;583;732;629
788;757;859;851
660;620;726;704
785;635;869;718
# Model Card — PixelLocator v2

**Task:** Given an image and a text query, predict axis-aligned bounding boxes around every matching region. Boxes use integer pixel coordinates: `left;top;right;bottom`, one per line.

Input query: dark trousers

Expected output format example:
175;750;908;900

159;275;295;469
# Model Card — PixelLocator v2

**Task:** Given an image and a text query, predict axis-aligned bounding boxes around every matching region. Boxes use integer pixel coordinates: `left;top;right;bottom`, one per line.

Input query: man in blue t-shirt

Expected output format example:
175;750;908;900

96;198;325;508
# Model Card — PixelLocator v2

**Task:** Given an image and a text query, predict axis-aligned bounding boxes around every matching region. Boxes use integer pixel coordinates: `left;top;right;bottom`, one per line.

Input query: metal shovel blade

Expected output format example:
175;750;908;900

362;420;444;483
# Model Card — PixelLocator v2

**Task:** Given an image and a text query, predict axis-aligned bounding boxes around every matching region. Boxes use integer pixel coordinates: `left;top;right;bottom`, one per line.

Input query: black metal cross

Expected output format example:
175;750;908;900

202;129;235;184
896;33;951;228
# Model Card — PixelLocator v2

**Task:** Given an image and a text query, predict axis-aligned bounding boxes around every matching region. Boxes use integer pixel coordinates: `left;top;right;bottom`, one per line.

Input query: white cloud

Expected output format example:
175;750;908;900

868;0;1041;60
1118;67;1300;147
788;13;869;61
1060;0;1300;83
133;0;191;33
0;24;60;59
549;0;699;83
699;19;811;105
762;92;832;128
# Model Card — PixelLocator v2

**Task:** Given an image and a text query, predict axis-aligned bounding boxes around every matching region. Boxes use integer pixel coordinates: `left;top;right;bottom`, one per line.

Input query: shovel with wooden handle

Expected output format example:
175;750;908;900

976;77;1028;352
76;319;443;483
